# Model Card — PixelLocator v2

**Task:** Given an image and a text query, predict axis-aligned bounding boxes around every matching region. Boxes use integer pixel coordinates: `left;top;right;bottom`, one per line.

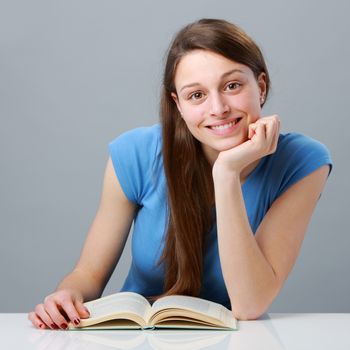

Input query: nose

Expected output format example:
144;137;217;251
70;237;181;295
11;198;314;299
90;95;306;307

209;92;229;117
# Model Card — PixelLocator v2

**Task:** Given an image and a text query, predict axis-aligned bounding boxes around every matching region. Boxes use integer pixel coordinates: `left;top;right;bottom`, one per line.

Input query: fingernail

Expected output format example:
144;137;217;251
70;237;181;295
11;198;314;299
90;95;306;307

51;323;56;329
61;323;68;330
84;307;90;314
73;318;80;325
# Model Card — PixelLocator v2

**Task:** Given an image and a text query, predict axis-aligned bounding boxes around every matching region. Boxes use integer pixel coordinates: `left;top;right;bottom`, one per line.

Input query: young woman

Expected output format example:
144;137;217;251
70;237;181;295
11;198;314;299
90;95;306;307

28;18;332;329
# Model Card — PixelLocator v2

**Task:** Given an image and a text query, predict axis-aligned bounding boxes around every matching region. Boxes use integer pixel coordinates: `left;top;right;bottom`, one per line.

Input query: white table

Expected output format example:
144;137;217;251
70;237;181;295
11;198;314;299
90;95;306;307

1;313;349;349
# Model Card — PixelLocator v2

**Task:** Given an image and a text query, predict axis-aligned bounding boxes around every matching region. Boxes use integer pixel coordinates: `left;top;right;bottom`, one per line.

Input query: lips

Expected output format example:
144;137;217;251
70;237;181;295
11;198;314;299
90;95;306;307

206;118;242;129
205;117;243;136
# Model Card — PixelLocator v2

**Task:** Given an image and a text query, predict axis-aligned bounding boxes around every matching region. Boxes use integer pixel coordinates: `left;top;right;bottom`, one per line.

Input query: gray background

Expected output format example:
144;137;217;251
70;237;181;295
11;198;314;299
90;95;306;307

1;0;349;313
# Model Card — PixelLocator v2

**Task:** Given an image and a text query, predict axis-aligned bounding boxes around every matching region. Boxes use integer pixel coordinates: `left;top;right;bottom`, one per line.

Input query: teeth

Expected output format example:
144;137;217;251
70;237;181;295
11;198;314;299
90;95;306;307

211;120;236;130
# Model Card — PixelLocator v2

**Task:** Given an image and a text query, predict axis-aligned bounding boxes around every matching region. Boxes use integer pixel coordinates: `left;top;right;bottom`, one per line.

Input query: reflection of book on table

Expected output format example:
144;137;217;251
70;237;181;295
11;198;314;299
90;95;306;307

148;331;230;350
72;331;147;349
68;292;237;330
75;331;230;350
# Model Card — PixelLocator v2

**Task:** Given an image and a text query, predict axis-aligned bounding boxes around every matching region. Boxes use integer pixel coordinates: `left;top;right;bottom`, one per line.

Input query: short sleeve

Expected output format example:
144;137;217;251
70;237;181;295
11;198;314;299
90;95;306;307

108;125;161;205
271;133;333;199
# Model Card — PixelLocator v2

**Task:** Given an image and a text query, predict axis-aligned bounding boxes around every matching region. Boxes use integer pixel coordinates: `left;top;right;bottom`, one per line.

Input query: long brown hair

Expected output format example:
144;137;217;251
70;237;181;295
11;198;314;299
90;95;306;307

149;18;270;301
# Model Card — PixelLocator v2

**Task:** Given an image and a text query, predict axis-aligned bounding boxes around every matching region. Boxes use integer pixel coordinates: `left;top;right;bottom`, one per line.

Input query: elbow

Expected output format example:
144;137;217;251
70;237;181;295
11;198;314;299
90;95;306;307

232;303;269;321
230;283;279;320
233;309;266;321
233;310;263;321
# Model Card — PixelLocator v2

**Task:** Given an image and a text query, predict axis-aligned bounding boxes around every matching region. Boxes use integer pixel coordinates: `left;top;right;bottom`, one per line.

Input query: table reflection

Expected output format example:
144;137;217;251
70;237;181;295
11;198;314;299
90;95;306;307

27;315;285;350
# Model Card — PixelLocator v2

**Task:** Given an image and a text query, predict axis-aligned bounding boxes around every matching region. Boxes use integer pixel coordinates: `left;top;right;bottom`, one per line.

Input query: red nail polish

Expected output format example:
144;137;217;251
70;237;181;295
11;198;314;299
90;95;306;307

73;318;80;325
51;323;56;329
61;323;68;330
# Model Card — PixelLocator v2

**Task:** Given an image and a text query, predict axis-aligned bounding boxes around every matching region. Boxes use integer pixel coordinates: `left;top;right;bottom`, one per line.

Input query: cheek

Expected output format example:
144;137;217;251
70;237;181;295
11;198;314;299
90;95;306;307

182;106;204;125
235;94;261;120
234;92;259;108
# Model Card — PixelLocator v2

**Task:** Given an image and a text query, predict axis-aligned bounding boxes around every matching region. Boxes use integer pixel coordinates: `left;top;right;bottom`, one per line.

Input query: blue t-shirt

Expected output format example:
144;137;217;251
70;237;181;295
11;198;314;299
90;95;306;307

108;123;333;310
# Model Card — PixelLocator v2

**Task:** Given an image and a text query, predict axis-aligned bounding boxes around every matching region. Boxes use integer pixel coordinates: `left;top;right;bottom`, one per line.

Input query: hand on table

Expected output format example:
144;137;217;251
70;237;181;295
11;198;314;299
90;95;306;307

28;289;90;330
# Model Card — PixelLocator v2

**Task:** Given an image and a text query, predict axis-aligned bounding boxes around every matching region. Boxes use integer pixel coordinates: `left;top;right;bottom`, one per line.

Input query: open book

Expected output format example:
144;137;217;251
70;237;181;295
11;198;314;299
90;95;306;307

68;292;237;331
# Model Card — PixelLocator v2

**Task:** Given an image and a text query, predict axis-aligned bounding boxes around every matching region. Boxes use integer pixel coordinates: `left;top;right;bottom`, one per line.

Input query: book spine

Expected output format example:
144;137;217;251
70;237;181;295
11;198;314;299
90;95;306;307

142;325;156;330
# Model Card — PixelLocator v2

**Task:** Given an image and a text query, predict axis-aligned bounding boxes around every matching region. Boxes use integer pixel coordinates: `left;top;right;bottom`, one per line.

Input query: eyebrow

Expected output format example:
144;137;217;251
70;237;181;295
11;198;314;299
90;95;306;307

179;69;246;92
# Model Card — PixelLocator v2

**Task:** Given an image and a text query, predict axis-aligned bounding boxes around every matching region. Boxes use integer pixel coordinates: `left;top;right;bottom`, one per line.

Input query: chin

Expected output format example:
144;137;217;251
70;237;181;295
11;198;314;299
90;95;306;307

203;140;243;157
219;136;247;150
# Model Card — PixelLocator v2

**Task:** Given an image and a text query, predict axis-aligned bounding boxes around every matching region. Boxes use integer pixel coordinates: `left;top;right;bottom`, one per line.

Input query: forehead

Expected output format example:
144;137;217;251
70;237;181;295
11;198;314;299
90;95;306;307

174;50;252;84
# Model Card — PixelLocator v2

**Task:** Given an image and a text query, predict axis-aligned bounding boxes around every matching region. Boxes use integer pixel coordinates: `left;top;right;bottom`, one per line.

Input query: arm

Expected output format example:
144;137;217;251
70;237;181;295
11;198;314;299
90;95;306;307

56;156;137;300
29;156;137;329
214;163;329;320
212;115;331;320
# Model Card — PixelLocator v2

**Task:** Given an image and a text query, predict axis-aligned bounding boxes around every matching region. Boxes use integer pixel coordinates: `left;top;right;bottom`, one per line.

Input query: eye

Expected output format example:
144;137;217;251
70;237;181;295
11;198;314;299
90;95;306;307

189;91;204;100
225;82;241;91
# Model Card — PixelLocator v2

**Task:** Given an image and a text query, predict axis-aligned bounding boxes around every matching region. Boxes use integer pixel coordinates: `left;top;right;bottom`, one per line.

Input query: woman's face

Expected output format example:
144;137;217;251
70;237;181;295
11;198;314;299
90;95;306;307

171;49;267;165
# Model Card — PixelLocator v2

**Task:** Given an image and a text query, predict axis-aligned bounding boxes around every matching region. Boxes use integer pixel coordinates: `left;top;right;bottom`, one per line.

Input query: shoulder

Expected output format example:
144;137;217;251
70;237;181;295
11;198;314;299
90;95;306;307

107;123;162;204
109;123;162;166
271;132;333;173
277;132;331;159
264;132;333;200
109;123;161;151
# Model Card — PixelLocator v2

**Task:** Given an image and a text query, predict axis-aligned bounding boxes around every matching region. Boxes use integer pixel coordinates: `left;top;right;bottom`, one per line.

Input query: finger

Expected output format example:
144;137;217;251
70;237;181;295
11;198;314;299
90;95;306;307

260;114;278;121
248;119;265;140
44;299;69;330
248;123;260;142
248;123;255;139
272;118;280;150
269;116;280;151
28;311;47;330
253;122;267;144
265;118;276;145
257;115;278;127
74;299;90;319
263;116;279;151
59;299;87;327
34;304;58;330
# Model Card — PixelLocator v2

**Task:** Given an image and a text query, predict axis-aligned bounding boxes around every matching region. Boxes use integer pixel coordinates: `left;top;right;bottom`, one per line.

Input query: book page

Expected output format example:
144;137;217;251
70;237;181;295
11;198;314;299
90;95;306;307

149;295;235;327
84;292;152;321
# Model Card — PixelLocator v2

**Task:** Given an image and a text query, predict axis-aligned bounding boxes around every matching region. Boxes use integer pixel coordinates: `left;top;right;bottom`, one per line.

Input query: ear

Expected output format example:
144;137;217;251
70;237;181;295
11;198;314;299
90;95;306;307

257;72;267;101
171;92;183;116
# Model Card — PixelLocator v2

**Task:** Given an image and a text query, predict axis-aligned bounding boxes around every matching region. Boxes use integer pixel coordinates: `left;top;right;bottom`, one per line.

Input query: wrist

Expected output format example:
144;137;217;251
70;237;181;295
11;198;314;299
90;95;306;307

212;163;241;183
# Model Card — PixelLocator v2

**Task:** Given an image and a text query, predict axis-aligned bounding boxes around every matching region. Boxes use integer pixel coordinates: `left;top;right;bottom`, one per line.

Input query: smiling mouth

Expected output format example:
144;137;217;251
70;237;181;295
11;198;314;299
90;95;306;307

207;118;242;130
